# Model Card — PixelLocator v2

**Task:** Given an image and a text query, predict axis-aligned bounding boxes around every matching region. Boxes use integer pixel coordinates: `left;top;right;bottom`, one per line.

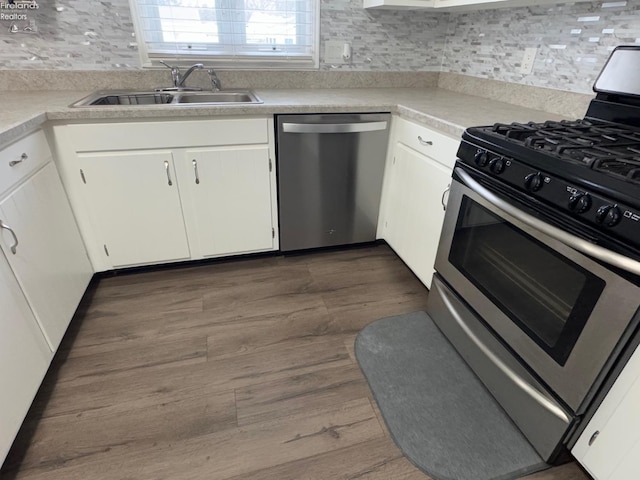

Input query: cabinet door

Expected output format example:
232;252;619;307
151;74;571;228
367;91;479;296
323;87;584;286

0;250;51;464
179;146;274;258
381;142;451;288
573;344;640;480
0;163;93;350
79;151;190;267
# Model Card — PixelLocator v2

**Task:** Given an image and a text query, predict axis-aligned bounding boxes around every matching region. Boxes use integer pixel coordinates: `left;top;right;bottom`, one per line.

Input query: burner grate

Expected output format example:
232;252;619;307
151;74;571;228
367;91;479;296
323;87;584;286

484;119;640;184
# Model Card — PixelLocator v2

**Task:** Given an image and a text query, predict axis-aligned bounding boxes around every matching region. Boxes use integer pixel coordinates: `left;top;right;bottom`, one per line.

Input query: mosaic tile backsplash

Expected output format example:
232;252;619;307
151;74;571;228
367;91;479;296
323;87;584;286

442;1;640;94
0;1;639;94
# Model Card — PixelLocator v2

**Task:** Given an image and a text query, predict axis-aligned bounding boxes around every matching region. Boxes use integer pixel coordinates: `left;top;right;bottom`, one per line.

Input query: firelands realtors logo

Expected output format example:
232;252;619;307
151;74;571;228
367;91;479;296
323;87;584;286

1;0;39;34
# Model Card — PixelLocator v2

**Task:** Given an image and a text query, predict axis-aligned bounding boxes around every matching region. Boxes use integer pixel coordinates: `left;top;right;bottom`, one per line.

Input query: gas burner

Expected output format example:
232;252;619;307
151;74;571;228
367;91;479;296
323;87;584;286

480;119;640;184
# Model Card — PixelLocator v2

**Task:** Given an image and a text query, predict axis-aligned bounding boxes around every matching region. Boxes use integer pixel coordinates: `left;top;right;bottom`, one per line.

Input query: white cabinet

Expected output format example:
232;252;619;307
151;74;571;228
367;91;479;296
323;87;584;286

378;117;458;289
78;150;190;268
0;128;92;465
51;117;278;271
0;163;93;350
0;249;52;464
0;131;93;351
178;146;274;258
364;0;592;10
572;343;640;480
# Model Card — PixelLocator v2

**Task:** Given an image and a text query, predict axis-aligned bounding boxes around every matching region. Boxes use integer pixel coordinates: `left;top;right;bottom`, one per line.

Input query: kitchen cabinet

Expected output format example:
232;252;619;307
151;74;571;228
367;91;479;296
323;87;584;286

0;132;93;351
177;146;274;258
78;150;191;268
572;343;640;480
51;117;279;271
0;128;92;465
0;248;52;464
378;117;458;289
363;0;591;10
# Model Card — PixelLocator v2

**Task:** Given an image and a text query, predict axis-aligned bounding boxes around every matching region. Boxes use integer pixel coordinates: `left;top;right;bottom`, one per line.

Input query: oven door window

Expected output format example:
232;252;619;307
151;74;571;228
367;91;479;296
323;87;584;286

449;196;606;366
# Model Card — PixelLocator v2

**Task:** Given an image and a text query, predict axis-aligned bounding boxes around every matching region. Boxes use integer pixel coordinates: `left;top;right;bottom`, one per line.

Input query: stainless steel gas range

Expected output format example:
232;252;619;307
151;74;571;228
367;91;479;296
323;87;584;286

426;46;640;464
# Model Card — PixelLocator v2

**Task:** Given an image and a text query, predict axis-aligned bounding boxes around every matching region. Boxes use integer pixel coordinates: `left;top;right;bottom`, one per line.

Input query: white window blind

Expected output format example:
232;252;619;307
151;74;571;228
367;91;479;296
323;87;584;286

130;0;318;68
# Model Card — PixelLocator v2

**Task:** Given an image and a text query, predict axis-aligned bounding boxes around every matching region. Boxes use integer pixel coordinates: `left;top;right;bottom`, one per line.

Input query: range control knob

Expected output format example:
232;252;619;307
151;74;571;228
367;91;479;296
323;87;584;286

596;205;622;227
568;193;592;213
474;150;490;167
524;172;544;192
489;157;506;174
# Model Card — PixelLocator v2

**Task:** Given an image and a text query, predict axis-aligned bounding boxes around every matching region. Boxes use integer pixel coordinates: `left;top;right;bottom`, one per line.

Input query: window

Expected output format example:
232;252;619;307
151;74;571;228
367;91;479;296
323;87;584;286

129;0;319;69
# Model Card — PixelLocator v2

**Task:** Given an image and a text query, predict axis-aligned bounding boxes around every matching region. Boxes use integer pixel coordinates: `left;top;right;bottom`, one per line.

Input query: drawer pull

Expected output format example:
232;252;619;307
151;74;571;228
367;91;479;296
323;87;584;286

588;430;600;446
192;159;200;185
417;136;433;146
164;160;173;186
0;220;19;254
9;153;28;167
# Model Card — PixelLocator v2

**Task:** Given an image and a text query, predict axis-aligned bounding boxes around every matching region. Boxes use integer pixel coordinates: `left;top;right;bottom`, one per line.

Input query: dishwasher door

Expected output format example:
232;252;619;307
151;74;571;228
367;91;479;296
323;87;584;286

276;113;390;252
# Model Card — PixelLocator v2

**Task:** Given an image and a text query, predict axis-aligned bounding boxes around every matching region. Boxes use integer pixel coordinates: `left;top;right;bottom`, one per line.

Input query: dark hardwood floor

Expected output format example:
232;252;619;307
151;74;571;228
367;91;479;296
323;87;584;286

1;245;590;480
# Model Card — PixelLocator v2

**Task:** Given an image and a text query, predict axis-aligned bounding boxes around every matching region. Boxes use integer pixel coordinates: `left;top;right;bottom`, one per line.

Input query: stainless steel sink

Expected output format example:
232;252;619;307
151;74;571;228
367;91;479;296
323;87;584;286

71;90;262;107
175;91;260;104
84;92;175;106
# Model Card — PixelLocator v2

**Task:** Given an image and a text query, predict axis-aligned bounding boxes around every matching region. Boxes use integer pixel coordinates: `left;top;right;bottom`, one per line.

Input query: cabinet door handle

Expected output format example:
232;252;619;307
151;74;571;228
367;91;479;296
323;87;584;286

164;160;173;186
192;159;200;185
9;153;27;167
588;430;600;446
441;184;451;211
417;136;433;146
0;220;19;254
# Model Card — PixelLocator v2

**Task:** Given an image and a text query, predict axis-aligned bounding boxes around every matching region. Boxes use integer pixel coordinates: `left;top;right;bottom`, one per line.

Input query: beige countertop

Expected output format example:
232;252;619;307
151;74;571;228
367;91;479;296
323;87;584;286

0;88;570;146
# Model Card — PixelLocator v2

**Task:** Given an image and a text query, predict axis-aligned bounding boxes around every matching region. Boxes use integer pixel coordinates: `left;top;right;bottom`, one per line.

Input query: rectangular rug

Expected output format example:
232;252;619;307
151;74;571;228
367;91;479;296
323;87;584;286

355;311;549;480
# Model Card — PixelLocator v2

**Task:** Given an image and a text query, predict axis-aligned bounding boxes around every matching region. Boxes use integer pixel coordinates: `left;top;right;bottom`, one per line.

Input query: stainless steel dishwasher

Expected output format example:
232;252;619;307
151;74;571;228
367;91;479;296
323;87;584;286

276;113;390;252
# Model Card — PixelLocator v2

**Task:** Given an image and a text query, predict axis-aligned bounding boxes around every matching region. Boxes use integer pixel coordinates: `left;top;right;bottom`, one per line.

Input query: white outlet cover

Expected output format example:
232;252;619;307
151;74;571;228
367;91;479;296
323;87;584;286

325;41;349;64
518;47;538;75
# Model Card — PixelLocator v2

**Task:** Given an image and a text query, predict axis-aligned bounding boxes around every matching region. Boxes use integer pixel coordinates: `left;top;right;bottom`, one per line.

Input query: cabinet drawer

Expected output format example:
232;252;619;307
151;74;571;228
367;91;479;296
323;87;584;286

0;130;51;197
394;117;459;169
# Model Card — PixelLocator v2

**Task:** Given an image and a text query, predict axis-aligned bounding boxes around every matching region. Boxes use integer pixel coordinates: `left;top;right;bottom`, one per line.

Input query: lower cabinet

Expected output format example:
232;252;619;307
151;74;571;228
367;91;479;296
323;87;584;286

0;157;93;352
378;117;458;288
572;343;640;480
0;128;92;465
79;150;191;268
0;250;52;463
52;117;279;271
179;146;274;258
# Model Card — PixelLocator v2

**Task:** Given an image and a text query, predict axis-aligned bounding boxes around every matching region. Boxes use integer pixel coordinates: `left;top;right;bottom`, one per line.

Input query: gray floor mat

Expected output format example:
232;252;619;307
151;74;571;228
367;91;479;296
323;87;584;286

355;311;549;480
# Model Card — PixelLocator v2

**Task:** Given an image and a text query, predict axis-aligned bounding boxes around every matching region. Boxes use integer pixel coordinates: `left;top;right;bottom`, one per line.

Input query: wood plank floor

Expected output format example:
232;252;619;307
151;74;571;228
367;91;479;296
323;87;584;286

1;245;591;480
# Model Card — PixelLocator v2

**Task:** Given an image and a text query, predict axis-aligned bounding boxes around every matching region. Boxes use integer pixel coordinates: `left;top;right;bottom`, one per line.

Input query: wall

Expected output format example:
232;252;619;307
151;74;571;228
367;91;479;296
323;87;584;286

1;1;638;94
0;1;138;70
0;0;447;72
442;1;640;94
321;1;447;70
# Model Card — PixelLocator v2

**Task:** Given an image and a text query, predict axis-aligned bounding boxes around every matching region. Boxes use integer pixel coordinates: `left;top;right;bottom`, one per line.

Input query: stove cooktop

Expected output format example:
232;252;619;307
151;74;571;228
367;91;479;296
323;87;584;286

471;119;640;186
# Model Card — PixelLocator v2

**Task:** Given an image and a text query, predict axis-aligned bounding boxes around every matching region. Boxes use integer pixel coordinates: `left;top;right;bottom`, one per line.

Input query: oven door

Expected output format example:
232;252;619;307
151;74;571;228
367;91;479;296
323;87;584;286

434;167;640;414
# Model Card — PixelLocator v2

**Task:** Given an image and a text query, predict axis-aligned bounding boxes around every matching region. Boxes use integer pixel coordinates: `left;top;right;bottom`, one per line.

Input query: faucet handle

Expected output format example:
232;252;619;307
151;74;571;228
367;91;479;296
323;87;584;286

208;68;222;91
159;60;176;70
159;60;181;87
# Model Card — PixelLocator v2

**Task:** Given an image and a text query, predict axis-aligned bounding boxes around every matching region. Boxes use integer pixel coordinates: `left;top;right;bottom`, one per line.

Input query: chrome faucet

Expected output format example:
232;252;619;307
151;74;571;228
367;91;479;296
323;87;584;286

177;63;204;88
159;61;206;90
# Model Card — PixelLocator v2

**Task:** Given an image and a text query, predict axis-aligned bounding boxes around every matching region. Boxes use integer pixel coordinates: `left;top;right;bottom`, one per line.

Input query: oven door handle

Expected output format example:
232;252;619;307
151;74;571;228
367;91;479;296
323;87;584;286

455;167;640;277
433;279;572;424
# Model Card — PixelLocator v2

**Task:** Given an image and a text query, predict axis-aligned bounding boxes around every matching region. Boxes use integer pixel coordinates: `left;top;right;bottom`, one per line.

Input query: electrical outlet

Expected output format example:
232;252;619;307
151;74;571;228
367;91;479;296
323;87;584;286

325;41;350;64
518;48;538;75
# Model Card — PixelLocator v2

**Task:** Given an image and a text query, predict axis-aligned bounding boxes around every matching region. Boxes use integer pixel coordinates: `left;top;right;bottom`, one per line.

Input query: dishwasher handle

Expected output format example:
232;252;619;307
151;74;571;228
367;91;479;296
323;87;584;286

281;121;388;134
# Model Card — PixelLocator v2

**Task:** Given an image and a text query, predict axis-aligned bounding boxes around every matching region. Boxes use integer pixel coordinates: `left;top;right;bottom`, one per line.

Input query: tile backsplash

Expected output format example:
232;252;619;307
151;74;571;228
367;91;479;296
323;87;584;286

1;1;639;94
442;1;640;94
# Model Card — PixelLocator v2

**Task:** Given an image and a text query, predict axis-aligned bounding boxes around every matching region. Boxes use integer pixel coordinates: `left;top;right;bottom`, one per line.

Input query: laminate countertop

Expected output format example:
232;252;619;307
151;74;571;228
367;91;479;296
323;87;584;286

0;87;573;146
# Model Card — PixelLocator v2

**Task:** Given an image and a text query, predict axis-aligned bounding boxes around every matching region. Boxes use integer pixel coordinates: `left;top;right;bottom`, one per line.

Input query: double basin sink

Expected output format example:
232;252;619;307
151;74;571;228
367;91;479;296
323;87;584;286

71;90;262;107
